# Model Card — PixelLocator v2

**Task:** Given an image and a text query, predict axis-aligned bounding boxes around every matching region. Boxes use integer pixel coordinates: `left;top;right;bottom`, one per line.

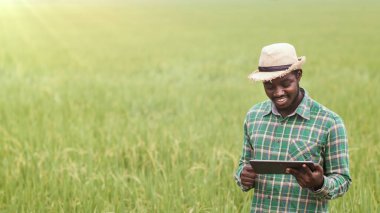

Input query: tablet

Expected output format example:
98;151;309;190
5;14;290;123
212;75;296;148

249;160;315;174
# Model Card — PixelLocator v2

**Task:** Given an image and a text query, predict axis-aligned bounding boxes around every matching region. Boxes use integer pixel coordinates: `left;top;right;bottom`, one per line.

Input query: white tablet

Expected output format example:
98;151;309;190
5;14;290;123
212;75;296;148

249;160;315;174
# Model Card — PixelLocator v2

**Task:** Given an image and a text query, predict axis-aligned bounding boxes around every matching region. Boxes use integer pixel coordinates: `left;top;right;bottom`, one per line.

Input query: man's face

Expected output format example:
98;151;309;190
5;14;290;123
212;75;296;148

263;71;302;111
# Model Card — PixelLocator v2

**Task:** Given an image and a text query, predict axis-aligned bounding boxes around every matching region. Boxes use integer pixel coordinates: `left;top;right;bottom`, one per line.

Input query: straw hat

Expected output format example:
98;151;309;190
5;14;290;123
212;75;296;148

248;43;306;81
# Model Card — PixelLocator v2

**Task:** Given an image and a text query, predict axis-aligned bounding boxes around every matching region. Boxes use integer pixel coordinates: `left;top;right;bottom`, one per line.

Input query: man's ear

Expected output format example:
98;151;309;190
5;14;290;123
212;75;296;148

296;69;303;80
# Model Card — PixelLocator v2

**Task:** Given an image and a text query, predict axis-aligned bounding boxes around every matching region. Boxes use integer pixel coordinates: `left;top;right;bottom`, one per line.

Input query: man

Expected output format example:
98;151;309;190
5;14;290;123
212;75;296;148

234;43;351;212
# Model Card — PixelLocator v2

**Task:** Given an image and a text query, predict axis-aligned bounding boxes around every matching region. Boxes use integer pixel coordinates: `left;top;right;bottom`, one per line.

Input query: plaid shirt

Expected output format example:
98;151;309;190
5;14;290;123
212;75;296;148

235;89;351;212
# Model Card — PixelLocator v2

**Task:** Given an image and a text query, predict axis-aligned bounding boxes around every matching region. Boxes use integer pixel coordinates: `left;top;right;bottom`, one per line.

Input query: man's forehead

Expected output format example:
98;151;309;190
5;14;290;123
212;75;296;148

264;73;294;84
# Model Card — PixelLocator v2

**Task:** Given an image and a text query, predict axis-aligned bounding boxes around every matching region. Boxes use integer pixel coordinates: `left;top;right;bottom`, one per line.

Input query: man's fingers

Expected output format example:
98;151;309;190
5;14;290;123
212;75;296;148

245;165;255;172
241;181;255;187
241;164;257;187
242;165;257;178
241;174;255;187
286;168;301;177
314;163;324;173
301;164;313;176
241;175;255;182
241;178;255;183
287;168;307;187
242;171;257;179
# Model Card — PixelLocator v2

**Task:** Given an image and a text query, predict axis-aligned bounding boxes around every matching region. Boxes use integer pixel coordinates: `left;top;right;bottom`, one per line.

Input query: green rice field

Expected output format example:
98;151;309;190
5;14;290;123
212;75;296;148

0;0;379;212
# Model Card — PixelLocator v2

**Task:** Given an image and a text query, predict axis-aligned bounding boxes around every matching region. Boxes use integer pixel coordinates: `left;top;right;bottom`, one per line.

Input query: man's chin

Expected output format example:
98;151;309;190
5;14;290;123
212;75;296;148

274;103;290;110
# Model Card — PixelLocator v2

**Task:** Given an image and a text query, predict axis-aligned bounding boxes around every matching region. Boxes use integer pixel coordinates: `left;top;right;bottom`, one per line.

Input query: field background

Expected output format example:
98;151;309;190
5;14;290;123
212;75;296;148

0;0;379;212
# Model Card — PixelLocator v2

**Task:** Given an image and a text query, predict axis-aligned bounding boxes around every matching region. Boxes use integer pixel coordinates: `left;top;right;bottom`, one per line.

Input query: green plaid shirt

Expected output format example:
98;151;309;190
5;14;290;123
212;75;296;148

235;89;351;212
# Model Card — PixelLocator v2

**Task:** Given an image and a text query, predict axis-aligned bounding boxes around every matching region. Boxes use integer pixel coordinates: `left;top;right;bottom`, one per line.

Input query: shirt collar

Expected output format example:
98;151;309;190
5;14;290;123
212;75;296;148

262;88;311;120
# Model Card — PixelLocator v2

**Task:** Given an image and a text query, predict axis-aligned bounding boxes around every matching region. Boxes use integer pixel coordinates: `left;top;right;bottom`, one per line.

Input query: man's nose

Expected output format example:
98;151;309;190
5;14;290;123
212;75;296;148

273;88;285;97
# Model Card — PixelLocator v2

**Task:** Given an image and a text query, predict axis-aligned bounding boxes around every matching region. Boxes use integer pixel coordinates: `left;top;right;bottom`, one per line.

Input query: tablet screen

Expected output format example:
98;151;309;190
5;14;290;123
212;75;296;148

249;160;315;174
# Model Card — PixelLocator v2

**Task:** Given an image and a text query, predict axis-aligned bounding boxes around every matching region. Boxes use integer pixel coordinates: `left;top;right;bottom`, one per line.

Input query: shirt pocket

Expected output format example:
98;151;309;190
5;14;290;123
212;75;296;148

288;139;322;163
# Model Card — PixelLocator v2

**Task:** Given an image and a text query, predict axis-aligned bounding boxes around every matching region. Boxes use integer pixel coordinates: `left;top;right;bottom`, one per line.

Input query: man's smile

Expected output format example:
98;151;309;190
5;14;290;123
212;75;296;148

274;96;288;105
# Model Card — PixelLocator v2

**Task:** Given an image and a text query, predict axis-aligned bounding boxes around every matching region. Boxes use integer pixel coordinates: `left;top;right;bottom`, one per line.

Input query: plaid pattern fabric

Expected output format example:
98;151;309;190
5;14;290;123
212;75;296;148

235;90;351;213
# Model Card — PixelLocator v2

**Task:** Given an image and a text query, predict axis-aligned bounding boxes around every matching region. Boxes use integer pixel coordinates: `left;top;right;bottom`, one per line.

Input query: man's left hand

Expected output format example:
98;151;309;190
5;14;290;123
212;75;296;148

286;163;324;190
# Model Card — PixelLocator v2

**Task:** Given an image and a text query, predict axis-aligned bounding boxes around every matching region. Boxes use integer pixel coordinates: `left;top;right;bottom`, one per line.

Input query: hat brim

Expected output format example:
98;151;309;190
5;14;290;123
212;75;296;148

248;56;306;82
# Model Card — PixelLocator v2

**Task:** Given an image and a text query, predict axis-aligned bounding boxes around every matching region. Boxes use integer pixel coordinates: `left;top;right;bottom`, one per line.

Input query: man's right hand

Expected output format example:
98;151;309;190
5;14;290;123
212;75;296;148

240;164;257;188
